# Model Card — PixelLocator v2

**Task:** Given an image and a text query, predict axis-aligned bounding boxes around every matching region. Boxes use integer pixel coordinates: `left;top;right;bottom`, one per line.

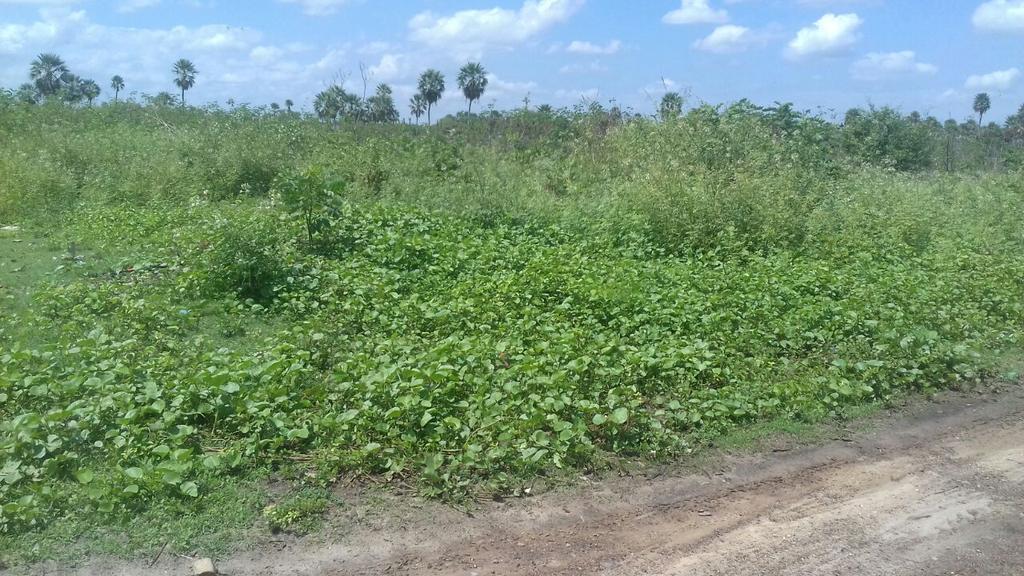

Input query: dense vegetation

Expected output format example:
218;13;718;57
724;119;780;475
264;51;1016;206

1;93;1023;561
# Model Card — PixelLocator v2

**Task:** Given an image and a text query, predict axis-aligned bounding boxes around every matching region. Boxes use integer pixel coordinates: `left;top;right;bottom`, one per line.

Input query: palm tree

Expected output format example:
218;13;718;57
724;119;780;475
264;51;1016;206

409;93;427;125
81;79;100;106
456;62;488;113
417;69;445;125
30;53;70;98
172;59;198;106
314;85;359;123
659;92;683;121
368;83;399;123
973;93;991;125
313;89;337;121
285;99;294;113
110;75;125;102
60;74;84;105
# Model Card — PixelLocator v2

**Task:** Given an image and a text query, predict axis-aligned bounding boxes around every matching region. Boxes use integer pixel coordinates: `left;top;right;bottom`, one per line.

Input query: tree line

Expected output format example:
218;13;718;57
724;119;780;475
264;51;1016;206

13;53;200;108
5;51;1024;165
313;62;488;125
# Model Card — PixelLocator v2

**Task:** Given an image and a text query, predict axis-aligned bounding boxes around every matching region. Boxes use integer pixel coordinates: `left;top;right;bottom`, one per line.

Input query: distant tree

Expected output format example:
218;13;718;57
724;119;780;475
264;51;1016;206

314;85;363;123
285;99;294;113
1006;103;1024;148
81;79;100;106
417;69;445;125
30;53;71;98
409;93;427;125
659;91;683;120
110;75;125;102
172;59;198;106
148;91;178;107
368;83;399;123
313;90;333;121
457;62;488;113
59;74;85;105
270;102;280;112
973;93;991;125
16;83;39;104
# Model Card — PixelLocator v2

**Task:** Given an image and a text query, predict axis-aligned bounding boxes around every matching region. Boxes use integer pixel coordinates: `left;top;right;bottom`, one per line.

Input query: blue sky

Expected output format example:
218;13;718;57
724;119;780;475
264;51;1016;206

1;0;1022;121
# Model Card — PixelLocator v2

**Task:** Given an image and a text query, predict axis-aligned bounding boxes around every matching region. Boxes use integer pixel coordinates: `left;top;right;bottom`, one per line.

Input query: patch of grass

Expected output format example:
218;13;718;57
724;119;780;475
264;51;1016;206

263;488;331;535
0;474;267;568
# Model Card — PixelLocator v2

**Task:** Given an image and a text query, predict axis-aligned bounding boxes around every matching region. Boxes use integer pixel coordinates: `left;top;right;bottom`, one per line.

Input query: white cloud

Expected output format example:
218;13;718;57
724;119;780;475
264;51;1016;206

367;53;408;82
554;87;599;101
785;12;862;59
851;51;937;80
566;39;621;55
0;17;61;54
663;0;728;25
277;0;352;16
965;67;1020;90
973;0;1024;32
559;60;608;74
408;0;584;56
693;24;764;53
116;0;159;13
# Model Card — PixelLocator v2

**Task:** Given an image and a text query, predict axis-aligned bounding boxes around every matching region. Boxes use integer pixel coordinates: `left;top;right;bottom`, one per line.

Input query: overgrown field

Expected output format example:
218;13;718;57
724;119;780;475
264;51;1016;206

1;102;1023;561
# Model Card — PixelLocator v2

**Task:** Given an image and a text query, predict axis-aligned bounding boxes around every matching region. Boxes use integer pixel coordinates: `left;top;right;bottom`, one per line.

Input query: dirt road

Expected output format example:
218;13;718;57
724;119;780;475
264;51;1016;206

61;383;1024;576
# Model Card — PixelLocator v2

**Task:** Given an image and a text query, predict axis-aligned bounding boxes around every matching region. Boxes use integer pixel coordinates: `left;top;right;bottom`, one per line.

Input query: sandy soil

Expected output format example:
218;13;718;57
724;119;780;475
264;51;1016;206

40;383;1024;576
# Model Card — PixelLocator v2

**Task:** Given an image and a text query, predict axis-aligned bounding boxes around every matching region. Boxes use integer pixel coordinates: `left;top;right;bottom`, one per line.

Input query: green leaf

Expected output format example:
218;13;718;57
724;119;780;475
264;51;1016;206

592;414;607;425
180;481;199;498
74;469;95;485
610;407;629;425
123;467;144;479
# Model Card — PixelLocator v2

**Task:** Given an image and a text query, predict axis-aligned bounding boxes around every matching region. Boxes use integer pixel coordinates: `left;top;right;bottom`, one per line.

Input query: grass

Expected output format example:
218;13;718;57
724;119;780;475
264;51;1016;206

0;103;1022;567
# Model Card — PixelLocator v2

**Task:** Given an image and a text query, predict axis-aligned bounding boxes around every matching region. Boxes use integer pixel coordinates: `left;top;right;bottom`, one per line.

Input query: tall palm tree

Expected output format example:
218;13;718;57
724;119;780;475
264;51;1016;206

417;69;445;125
409;93;427;125
285;99;294;113
659;92;683;121
110;75;125;102
81;79;100;107
456;62;488;113
30;53;70;98
973;93;991;125
172;59;198;106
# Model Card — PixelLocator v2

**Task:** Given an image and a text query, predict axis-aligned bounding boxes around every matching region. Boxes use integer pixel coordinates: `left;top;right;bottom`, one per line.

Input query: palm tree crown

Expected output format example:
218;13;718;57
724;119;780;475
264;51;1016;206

81;79;100;106
409;93;427;125
973;93;991;125
30;53;70;97
457;62;488;113
659;92;684;121
417;69;445;125
111;75;125;102
172;59;198;106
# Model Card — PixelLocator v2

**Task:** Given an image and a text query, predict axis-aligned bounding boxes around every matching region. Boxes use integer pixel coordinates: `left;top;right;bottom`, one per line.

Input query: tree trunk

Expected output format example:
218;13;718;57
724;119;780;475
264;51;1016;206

181;88;186;107
427;103;431;126
468;99;473;114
